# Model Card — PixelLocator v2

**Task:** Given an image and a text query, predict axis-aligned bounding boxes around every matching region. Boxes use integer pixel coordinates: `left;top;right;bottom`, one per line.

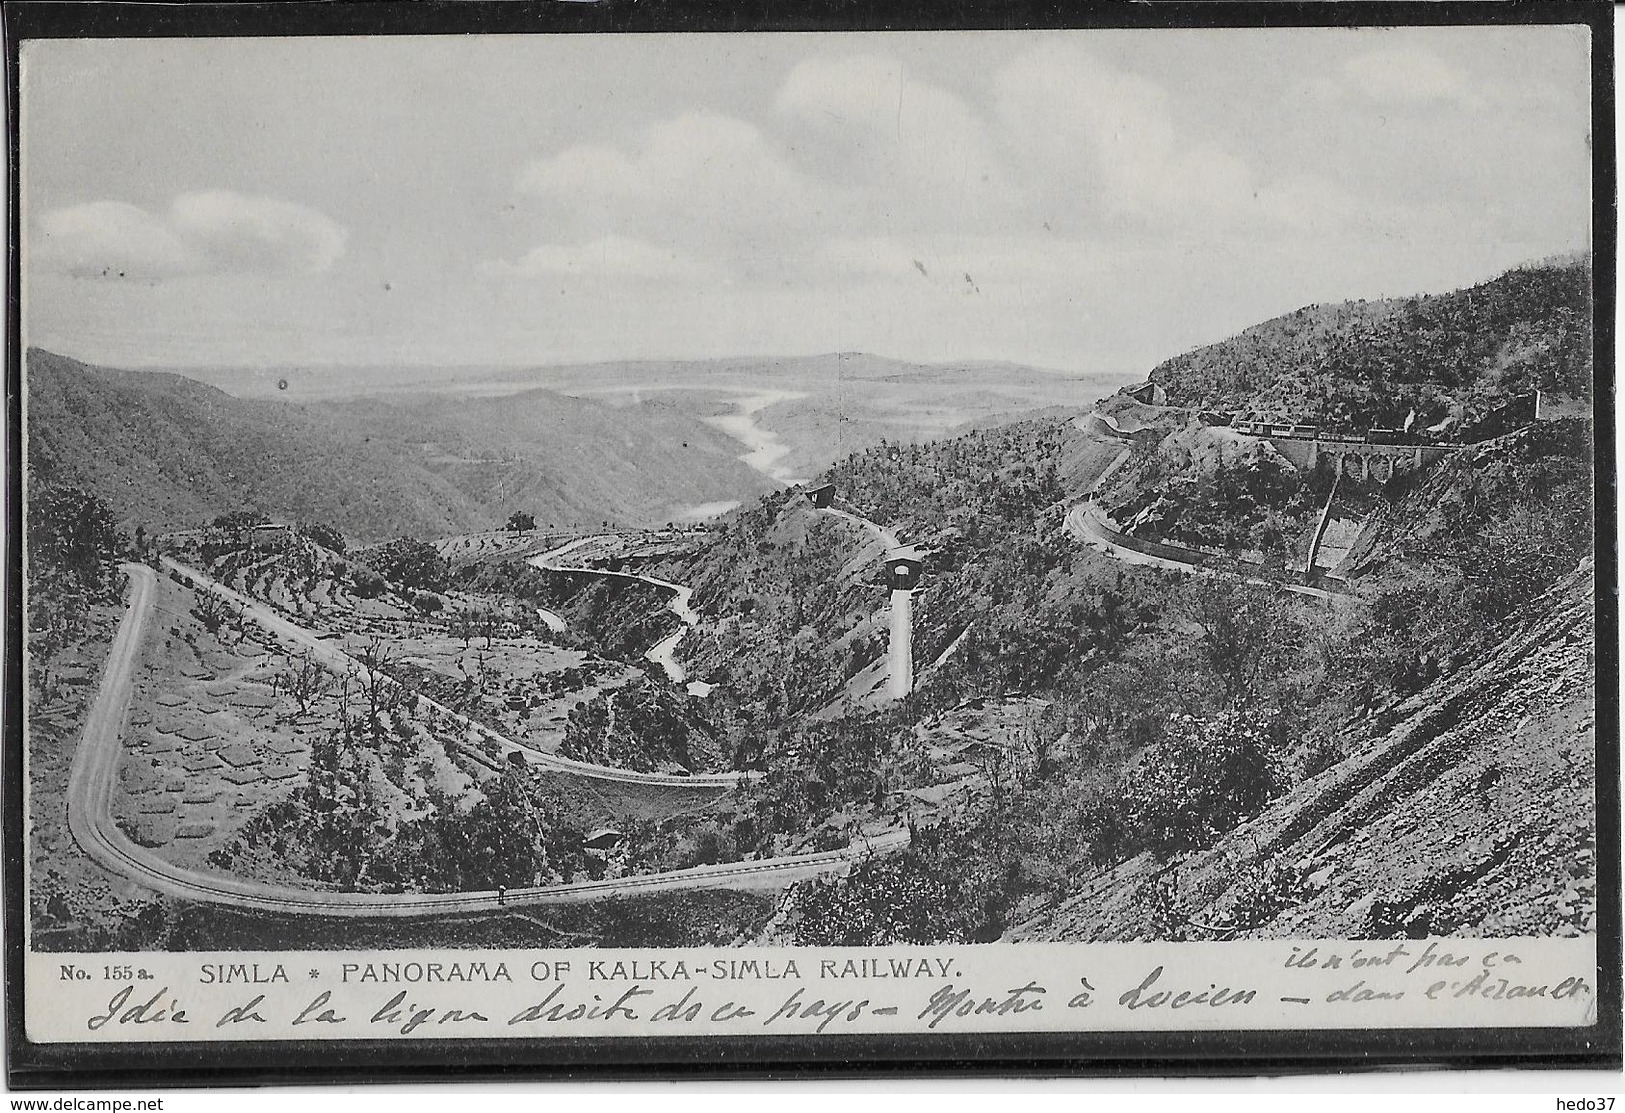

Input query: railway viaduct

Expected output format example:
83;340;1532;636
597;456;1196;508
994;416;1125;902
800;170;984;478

1261;435;1462;482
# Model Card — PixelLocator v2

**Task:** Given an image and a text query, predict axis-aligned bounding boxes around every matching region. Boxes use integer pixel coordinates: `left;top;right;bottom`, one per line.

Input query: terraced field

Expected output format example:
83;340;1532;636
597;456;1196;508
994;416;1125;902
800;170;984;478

209;545;387;625
345;626;639;755
113;574;312;864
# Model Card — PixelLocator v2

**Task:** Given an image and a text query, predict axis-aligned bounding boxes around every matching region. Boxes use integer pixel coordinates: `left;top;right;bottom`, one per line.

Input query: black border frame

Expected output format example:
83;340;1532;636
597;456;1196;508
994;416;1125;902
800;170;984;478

2;0;1618;1088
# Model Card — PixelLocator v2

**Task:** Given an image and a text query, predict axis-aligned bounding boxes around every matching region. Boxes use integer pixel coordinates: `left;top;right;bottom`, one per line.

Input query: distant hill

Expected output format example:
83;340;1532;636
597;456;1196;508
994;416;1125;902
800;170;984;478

159;351;1116;485
1148;257;1593;428
518;353;1108;482
25;349;776;539
165;351;1099;401
322;387;778;529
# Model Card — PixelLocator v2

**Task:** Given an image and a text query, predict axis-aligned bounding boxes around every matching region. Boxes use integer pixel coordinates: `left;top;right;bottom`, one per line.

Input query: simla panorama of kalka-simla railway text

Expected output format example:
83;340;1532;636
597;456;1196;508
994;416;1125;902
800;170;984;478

18;24;1600;980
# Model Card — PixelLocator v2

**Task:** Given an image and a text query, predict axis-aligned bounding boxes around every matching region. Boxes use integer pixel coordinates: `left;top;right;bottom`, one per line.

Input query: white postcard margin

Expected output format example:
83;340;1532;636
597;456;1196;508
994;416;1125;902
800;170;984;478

26;937;1598;1043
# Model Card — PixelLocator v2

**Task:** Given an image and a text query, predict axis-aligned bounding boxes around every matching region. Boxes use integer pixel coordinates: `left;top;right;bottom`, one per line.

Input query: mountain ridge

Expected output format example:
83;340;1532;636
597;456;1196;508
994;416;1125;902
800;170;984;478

103;350;1092;401
25;348;777;539
1147;257;1593;429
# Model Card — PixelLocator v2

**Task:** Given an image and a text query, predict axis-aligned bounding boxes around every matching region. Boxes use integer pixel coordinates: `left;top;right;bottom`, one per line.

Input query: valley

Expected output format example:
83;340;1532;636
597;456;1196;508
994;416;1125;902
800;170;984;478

24;256;1599;951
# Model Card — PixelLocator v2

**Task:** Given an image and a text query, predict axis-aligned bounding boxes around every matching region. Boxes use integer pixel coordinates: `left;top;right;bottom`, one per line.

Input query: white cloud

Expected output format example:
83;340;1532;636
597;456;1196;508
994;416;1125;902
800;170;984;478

993;43;1249;228
518;143;637;203
33;191;346;279
495;236;716;282
168;191;347;275
516;112;814;239
20;31;1591;372
512;60;1026;274
1342;48;1478;106
34;201;196;279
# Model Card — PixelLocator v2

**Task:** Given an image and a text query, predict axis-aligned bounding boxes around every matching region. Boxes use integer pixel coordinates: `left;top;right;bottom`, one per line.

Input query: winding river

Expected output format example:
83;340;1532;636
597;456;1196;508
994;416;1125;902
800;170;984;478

704;389;805;485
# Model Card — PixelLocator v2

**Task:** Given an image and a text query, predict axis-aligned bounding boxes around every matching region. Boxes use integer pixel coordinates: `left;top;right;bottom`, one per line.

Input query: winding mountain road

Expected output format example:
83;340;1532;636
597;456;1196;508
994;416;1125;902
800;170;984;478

526;541;707;693
63;563;908;918
819;506;901;552
1064;417;1334;600
1074;411;1141;445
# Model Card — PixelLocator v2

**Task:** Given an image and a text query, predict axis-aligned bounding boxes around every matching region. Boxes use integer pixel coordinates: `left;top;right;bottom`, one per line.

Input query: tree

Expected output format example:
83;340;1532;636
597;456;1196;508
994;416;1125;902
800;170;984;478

969;742;1012;812
298;520;347;555
333;673;355;732
211;509;269;533
788;834;1003;945
506;511;536;536
28;484;122;597
294;722;383;887
452;607;479;649
191;588;232;635
1117;708;1286;860
369;538;448;591
1176;577;1288;705
27;594;74;699
278;650;330;717
356;636;402;739
1459;484;1591;621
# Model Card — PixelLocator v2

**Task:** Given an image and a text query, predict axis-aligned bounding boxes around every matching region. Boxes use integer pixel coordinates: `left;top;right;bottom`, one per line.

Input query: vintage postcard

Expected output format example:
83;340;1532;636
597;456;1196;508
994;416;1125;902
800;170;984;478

6;1;1615;1083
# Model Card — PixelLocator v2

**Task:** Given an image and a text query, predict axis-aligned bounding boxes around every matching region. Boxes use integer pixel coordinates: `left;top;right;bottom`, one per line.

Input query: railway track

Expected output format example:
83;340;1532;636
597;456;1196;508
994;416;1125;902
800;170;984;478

63;564;908;918
163;556;742;789
1066;417;1335;600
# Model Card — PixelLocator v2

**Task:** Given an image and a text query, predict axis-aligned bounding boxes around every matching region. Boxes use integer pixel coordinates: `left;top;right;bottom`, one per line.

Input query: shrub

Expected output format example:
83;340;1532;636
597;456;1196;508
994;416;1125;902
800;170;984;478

211;509;269;532
28;483;123;598
1221;855;1306;931
786;836;1003;945
1117;708;1286;860
368;537;449;591
298;520;347;555
1298;735;1345;779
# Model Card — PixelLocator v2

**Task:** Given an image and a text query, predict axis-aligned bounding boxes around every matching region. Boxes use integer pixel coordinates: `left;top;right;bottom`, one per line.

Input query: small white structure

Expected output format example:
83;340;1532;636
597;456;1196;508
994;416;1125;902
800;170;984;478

885;546;925;700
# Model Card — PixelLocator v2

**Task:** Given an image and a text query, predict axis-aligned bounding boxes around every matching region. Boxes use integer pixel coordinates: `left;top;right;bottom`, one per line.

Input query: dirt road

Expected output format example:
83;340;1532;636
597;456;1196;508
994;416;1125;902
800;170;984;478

527;544;706;691
820;506;901;551
1064;502;1333;600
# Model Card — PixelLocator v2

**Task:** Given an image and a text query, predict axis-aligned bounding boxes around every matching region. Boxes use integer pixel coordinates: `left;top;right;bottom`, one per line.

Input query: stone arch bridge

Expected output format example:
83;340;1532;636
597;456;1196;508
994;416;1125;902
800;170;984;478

1259;435;1462;481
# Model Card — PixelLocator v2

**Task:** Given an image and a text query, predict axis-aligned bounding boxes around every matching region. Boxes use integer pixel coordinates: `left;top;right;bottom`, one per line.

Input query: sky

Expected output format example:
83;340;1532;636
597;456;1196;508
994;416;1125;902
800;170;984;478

20;25;1594;378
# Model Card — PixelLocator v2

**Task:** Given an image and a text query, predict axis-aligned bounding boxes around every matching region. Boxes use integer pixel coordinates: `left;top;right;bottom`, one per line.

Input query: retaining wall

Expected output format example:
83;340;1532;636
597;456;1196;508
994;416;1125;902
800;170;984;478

1084;506;1324;591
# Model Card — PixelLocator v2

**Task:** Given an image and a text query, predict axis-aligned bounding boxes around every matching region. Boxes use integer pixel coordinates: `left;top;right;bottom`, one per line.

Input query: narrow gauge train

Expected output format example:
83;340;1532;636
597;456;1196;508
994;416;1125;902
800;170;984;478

1228;419;1426;445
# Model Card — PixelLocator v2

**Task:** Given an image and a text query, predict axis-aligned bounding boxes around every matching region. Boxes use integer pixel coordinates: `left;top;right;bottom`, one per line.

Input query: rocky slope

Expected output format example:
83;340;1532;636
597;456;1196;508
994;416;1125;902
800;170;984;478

1014;557;1596;941
1343;416;1593;576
